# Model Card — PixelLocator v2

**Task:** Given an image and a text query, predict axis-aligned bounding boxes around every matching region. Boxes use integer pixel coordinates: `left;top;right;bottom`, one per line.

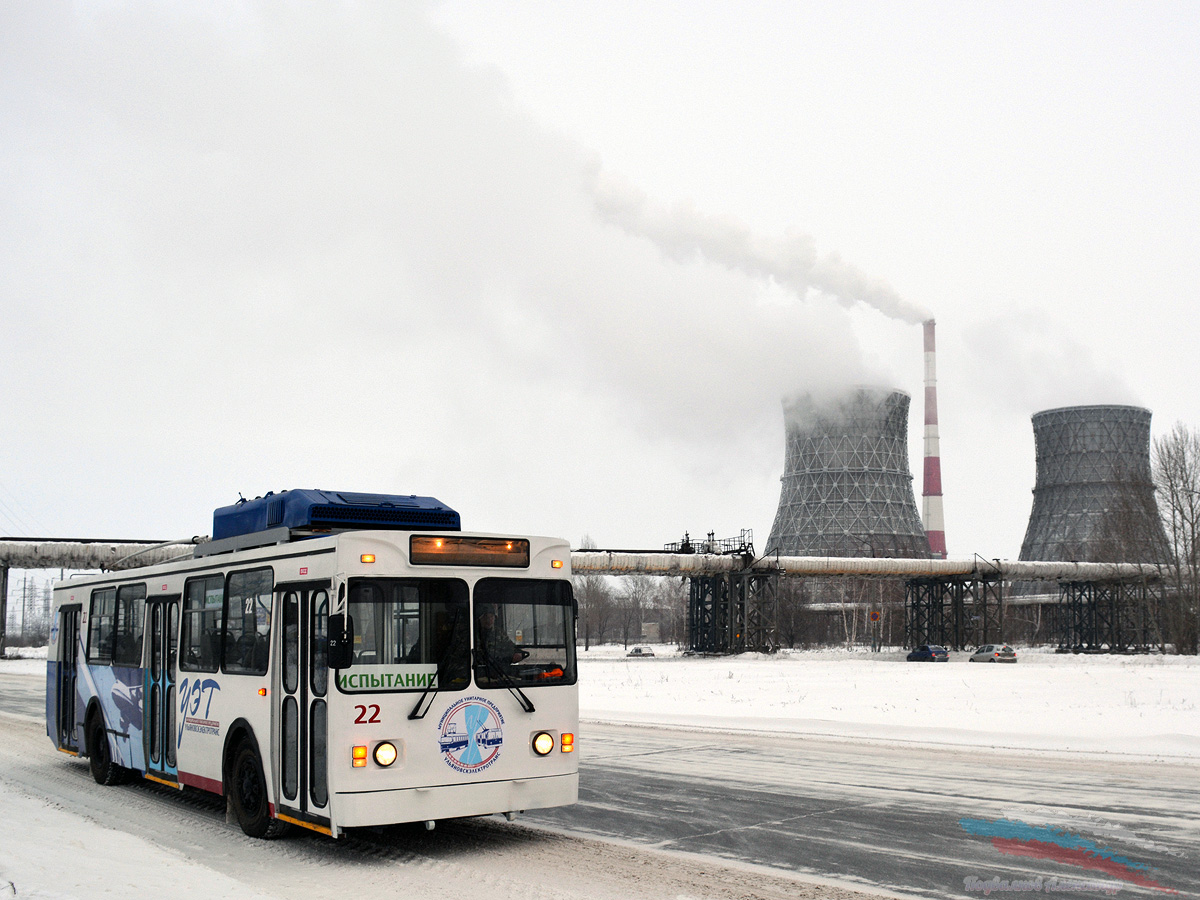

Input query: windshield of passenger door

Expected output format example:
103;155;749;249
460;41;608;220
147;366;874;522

473;579;576;688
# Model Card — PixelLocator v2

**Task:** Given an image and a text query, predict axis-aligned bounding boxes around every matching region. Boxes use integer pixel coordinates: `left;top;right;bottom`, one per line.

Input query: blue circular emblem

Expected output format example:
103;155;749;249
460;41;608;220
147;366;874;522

437;696;505;773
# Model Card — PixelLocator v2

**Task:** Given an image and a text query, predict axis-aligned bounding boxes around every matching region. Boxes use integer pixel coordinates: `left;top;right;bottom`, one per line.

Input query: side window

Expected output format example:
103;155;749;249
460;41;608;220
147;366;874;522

224;568;273;676
87;588;117;664
312;589;329;697
113;584;147;666
181;575;224;673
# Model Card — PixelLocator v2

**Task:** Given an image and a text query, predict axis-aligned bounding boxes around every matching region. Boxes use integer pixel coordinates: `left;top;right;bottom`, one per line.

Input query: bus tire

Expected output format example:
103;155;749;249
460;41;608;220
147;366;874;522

86;712;127;786
229;742;289;839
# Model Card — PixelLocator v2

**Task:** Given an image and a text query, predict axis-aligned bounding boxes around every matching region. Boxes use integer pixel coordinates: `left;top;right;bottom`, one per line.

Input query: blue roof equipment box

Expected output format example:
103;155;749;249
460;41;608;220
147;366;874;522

202;489;460;556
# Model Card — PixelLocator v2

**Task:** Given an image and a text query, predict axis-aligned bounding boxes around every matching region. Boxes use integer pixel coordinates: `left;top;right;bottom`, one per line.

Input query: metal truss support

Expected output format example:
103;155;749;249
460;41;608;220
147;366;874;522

686;571;779;654
1053;580;1162;652
744;573;779;653
905;577;1006;651
905;578;947;649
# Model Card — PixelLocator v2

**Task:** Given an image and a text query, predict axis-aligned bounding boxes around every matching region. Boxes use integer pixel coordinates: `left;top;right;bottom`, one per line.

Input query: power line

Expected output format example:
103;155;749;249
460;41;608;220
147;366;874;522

0;480;48;535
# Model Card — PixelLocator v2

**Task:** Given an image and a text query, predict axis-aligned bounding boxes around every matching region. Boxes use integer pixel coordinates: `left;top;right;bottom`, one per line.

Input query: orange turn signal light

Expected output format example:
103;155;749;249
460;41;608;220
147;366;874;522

551;559;563;569
361;553;376;564
258;688;268;697
560;732;575;753
352;745;368;768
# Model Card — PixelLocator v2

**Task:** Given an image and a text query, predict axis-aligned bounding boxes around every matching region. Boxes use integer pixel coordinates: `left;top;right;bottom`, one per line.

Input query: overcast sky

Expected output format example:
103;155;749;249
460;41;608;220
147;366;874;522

2;1;1197;560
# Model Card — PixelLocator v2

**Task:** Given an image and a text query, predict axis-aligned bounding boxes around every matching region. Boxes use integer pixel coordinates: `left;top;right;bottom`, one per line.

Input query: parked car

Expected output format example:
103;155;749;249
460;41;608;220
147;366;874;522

969;644;1017;663
906;644;949;662
626;646;655;657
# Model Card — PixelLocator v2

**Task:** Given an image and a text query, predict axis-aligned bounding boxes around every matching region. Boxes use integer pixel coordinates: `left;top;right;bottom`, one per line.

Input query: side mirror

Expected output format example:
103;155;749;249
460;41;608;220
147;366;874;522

328;613;354;670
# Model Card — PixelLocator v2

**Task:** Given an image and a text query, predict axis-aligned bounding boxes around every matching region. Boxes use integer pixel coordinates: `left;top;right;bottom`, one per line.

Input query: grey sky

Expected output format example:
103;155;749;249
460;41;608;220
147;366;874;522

2;2;1197;559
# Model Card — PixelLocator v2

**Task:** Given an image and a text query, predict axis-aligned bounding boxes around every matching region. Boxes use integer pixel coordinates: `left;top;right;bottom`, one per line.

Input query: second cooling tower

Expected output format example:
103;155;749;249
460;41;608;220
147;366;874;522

766;387;932;558
1019;404;1168;563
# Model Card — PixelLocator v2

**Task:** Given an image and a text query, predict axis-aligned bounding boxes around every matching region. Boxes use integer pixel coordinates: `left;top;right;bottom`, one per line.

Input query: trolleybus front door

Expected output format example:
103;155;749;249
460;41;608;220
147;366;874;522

55;604;82;752
276;585;331;829
144;596;180;781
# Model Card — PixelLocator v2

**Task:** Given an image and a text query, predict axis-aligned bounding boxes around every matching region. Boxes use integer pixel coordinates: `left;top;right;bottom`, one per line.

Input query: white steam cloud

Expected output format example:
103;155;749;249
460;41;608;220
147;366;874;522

591;173;931;325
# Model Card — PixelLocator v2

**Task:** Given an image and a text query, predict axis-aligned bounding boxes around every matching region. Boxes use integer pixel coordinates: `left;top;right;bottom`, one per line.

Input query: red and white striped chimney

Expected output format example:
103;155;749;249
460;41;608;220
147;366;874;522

922;318;947;558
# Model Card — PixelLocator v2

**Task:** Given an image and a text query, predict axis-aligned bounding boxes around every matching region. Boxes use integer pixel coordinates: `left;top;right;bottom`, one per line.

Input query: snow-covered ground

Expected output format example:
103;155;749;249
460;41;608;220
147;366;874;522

7;642;1199;757
3;645;1198;898
578;644;1200;759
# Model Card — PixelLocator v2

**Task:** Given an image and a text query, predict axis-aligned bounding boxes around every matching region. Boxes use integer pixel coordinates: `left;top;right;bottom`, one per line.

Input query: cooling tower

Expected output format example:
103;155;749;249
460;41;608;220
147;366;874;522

1019;405;1169;563
766;387;933;558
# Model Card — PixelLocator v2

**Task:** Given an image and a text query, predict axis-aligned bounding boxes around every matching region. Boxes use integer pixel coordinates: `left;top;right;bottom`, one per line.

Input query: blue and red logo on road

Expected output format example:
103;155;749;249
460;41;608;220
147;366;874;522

437;696;505;774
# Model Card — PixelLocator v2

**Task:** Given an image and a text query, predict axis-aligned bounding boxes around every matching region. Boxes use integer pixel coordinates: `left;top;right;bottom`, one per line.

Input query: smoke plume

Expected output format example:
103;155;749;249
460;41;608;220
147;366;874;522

591;172;931;325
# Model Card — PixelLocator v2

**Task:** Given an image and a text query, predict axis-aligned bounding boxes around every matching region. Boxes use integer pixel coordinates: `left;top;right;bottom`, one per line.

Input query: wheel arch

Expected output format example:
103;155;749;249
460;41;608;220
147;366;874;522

221;717;264;797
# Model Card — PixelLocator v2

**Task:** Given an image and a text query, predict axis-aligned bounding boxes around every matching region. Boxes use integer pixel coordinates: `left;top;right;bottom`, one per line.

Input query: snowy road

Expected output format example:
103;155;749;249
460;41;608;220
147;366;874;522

0;705;877;900
3;666;1197;898
525;721;1200;897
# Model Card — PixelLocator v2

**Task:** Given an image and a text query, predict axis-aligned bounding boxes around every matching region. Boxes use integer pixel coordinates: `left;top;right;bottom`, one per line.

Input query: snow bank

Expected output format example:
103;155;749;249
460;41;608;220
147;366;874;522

578;645;1200;758
0;779;280;900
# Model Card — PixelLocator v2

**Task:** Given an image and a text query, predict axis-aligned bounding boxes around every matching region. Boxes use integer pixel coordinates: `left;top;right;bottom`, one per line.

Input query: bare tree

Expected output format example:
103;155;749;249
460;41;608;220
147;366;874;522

1153;423;1200;653
649;577;688;645
616;574;655;648
573;535;615;649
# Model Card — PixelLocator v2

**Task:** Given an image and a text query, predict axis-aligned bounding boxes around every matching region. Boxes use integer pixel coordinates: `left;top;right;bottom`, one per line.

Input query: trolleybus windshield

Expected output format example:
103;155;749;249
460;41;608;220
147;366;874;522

339;578;470;693
473;579;576;688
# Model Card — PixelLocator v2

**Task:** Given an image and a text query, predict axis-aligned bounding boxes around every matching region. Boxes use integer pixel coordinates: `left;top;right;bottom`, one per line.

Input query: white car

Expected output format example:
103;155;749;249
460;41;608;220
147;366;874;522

626;646;655;658
969;644;1017;663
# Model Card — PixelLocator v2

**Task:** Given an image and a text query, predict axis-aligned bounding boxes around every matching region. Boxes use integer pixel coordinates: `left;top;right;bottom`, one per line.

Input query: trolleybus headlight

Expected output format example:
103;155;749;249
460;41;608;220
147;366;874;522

532;732;555;756
374;741;398;767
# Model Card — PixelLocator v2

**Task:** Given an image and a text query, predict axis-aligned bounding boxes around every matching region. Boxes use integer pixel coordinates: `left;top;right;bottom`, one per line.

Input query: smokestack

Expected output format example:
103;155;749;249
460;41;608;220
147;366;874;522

922;319;947;558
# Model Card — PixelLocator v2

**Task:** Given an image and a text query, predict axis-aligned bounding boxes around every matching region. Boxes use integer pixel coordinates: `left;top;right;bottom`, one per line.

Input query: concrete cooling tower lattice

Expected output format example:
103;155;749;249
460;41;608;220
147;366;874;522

1019;405;1170;564
766;387;933;559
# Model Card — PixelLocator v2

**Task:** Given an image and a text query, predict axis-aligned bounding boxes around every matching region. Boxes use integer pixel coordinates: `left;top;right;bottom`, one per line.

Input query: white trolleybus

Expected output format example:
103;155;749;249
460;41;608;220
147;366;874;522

45;490;578;838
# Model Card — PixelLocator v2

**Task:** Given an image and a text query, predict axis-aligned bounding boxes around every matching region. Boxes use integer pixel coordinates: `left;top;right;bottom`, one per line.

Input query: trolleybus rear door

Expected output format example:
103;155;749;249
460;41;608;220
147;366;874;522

55;604;82;751
276;585;331;828
144;596;179;781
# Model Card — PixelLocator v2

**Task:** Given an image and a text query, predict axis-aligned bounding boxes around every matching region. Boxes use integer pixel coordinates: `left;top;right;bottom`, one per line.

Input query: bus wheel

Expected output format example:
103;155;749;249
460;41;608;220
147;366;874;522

229;742;289;839
86;713;126;786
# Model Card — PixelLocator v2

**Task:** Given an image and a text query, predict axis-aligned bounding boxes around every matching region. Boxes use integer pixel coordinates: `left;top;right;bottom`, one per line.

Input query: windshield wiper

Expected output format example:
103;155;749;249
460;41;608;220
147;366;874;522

408;609;463;720
475;647;535;713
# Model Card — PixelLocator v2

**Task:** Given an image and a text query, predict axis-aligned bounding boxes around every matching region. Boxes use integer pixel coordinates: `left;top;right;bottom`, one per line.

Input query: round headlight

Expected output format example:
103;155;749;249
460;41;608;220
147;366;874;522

374;741;398;767
532;732;555;756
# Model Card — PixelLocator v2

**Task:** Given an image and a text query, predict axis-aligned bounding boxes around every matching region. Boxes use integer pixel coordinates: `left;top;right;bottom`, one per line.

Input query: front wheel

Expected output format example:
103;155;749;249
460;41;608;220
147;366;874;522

87;713;127;786
229;742;288;839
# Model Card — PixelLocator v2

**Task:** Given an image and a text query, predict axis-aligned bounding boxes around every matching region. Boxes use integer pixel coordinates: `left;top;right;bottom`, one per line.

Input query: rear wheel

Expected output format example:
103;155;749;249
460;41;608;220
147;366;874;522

86;713;126;786
229;742;289;839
